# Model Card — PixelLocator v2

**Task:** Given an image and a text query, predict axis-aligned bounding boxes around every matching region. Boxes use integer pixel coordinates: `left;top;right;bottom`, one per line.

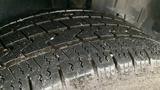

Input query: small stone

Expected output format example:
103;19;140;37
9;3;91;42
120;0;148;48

56;54;60;58
110;54;114;57
50;37;54;40
125;30;128;32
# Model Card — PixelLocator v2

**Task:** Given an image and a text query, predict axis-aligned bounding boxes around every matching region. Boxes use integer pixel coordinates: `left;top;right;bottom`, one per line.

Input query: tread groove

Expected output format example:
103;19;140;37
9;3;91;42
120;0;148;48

110;52;119;71
57;65;66;88
75;29;85;41
33;58;42;69
88;55;99;77
27;76;33;90
8;68;16;79
20;31;33;42
143;49;151;65
78;57;84;68
59;21;70;29
137;8;143;22
89;42;100;52
61;50;70;59
10;84;15;90
128;50;136;67
36;24;49;33
94;31;101;39
68;63;74;71
111;32;117;38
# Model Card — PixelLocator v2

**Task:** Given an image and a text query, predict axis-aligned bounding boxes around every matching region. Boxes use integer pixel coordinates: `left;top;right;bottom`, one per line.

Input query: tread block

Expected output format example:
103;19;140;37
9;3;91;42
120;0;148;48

49;28;81;46
111;26;130;36
40;21;67;32
101;18;126;25
111;49;132;64
72;11;89;17
21;25;44;37
14;21;33;31
52;10;88;19
22;34;51;54
55;50;71;64
0;69;14;84
77;27;98;40
61;18;89;28
0;26;13;36
9;65;26;79
0;39;30;63
129;48;148;63
84;11;102;17
95;26;114;38
1;31;25;45
83;42;114;68
54;11;79;18
33;53;57;69
60;45;93;78
83;18;105;26
145;47;160;60
19;59;39;76
33;14;49;23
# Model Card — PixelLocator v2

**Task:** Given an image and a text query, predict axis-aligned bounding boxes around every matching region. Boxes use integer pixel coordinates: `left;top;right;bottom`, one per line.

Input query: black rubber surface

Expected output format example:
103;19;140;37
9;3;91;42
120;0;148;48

0;10;160;90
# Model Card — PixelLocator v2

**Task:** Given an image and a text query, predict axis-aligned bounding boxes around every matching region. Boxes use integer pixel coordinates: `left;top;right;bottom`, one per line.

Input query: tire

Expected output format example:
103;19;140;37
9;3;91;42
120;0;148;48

0;10;160;90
